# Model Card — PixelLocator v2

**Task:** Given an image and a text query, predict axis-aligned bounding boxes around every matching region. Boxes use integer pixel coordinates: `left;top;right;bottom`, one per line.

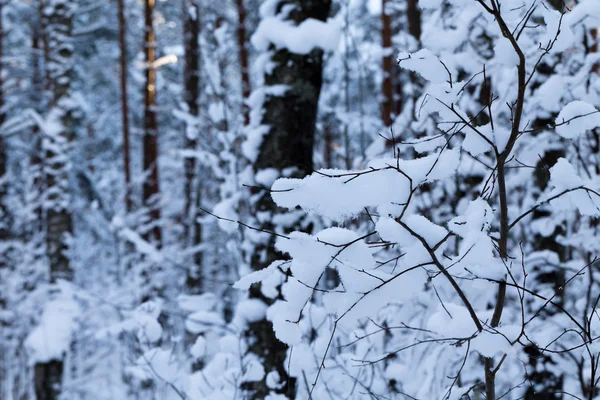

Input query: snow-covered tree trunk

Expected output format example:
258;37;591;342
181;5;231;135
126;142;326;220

0;1;7;395
36;0;76;398
244;1;332;398
183;0;203;293
44;0;74;284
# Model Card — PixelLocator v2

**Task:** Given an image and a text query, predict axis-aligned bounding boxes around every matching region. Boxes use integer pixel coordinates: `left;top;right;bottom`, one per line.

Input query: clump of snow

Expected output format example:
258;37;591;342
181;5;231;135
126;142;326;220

471;325;520;357
252;17;342;55
185;310;224;334
129;300;163;344
549;158;600;216
231;299;268;329
542;8;574;53
212;195;240;233
549;158;584;190
535;76;566;112
397;49;449;84
25;284;81;364
555;101;600;139
255;168;280;187
241;358;265;383
462;129;491;156
449;199;504;280
272;149;459;221
190;336;207;360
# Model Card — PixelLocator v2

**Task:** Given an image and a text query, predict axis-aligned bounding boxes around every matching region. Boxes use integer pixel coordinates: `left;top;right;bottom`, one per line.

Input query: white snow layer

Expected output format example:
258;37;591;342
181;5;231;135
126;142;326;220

252;17;342;55
25;284;81;364
555;101;600;139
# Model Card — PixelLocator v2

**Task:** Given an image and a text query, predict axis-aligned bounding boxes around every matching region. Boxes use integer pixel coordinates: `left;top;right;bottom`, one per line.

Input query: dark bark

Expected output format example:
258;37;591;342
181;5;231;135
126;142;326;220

0;0;6;229
44;0;74;284
31;25;45;233
247;2;331;398
34;361;64;400
39;0;51;94
236;0;251;125
406;0;421;42
36;2;76;398
0;8;7;396
591;28;598;73
381;0;393;127
183;0;203;292
118;0;132;211
143;0;162;246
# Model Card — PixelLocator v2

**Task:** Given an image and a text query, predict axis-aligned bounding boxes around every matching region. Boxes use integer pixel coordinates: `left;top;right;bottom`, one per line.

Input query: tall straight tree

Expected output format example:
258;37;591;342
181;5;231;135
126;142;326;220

143;0;161;245
245;1;332;398
0;1;8;395
183;0;202;290
236;0;251;126
118;0;132;211
380;0;393;127
36;0;76;398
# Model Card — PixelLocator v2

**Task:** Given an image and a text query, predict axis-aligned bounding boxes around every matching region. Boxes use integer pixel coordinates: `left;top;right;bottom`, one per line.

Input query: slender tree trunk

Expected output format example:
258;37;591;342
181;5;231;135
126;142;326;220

36;1;76;398
591;28;598;73
31;24;46;238
39;0;51;94
381;0;393;127
143;0;162;246
183;0;202;292
0;2;8;396
44;0;74;284
247;2;331;398
117;0;132;211
236;0;251;125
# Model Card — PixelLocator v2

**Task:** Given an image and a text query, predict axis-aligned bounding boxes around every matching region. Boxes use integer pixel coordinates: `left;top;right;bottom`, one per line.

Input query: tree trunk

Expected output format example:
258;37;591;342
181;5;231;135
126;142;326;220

34;361;64;400
36;1;76;398
406;0;421;42
247;2;331;398
143;0;162;246
183;0;203;293
381;0;393;127
236;0;251;125
591;28;598;73
118;0;132;212
39;0;51;94
0;2;7;396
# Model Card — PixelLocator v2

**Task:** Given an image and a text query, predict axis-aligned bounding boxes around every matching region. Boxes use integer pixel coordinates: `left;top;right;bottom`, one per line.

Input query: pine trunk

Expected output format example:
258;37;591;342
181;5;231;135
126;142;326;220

0;2;7;396
381;0;393;127
118;0;132;211
143;0;162;246
236;0;251;125
183;0;203;292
